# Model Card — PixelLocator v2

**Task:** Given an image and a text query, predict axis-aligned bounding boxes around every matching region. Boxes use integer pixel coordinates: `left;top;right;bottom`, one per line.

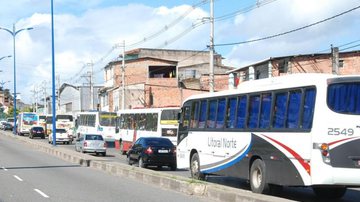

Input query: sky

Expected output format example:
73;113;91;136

0;0;359;104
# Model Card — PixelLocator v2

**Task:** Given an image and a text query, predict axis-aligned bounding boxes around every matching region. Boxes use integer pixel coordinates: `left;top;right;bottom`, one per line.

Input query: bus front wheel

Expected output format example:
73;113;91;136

190;153;205;180
250;159;270;194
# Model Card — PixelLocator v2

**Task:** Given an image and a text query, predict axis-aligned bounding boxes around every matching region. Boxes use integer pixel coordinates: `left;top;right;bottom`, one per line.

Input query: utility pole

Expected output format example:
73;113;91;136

31;85;39;113
81;63;94;110
121;41;125;110
331;44;339;75
209;0;215;92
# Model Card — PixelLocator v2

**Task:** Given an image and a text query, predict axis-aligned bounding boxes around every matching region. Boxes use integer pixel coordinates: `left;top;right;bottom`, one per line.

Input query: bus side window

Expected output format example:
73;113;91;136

226;97;237;128
236;96;247;128
273;92;287;128
216;98;226;129
190;102;199;128
302;88;316;129
248;95;260;129
198;100;208;129
286;90;302;128
259;93;272;128
207;100;217;129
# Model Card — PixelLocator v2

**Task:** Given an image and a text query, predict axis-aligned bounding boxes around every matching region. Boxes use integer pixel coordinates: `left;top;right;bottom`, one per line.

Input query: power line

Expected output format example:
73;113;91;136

215;5;360;47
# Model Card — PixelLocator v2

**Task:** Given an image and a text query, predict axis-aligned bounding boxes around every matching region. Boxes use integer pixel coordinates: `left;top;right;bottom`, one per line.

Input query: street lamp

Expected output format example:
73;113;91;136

0;24;33;134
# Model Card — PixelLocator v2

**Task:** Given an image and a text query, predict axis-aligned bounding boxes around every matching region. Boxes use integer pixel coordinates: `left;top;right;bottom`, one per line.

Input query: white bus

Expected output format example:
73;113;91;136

56;114;74;131
116;107;180;154
75;111;117;142
17;112;39;136
176;73;360;198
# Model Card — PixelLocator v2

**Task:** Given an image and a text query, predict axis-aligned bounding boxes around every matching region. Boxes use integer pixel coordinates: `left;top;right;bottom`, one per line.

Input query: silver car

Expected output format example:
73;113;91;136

75;134;107;156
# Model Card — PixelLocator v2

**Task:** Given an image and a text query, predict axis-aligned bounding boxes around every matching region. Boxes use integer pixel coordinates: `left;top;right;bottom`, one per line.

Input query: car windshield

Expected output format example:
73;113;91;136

144;138;173;147
33;127;43;131
85;135;103;141
56;129;66;133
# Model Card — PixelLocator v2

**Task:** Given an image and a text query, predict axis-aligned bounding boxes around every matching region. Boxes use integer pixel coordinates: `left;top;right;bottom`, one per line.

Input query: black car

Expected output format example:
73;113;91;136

29;126;45;139
2;122;13;131
127;137;177;171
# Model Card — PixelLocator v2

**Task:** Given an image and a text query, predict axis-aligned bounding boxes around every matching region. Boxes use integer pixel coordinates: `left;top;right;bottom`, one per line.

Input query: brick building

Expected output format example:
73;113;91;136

99;48;233;112
228;49;360;84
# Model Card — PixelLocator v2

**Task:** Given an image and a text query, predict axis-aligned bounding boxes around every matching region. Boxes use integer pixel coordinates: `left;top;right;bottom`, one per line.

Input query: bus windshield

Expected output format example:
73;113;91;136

328;82;360;114
160;109;180;124
99;112;117;126
56;115;73;121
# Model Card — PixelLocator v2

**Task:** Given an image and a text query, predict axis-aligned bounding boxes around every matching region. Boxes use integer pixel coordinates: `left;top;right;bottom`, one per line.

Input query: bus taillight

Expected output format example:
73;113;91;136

320;143;329;157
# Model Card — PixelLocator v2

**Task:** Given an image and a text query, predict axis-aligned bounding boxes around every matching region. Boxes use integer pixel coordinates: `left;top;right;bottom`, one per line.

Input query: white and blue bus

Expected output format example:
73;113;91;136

176;73;360;198
75;111;117;143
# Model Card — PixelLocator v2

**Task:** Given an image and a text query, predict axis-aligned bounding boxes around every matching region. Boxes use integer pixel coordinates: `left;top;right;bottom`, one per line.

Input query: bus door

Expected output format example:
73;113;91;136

177;105;191;167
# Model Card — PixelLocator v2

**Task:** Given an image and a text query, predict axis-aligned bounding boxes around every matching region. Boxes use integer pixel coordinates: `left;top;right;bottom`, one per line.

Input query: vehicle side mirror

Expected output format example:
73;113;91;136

115;127;119;133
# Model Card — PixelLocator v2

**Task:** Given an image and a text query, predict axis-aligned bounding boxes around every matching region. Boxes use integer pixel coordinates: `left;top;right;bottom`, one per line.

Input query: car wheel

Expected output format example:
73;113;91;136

41;135;45;139
190;153;205;180
95;152;99;156
127;155;133;165
139;157;146;168
101;152;106;156
250;159;270;194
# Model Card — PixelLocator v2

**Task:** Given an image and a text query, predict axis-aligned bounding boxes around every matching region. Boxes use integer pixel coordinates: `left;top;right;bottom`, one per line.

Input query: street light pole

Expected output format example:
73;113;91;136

0;24;33;134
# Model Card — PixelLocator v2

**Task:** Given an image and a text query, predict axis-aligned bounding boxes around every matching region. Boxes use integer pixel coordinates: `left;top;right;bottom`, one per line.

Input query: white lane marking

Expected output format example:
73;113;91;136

2;166;8;171
13;175;23;181
34;189;49;198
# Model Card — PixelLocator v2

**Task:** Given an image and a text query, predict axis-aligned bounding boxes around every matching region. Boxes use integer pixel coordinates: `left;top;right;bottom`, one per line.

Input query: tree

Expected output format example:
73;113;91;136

6;106;19;117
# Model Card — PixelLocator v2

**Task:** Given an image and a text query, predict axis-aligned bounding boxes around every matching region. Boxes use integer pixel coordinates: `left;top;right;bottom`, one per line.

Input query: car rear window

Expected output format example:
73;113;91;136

144;138;173;147
33;127;44;131
85;135;103;140
56;129;66;133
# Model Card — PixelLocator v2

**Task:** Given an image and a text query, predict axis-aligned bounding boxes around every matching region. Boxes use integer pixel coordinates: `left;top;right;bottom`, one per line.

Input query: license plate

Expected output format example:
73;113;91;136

158;149;169;153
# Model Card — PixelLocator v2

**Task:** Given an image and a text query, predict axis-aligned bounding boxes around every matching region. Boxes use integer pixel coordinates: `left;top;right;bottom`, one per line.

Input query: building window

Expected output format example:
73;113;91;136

339;59;344;68
149;66;176;78
278;60;288;73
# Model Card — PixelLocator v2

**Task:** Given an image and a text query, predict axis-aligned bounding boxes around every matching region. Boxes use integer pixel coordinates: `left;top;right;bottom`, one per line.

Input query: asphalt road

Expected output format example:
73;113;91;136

0;133;210;202
2;130;360;202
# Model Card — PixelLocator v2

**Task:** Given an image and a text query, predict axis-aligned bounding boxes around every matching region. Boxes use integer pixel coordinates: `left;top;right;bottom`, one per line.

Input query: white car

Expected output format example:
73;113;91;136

48;128;72;144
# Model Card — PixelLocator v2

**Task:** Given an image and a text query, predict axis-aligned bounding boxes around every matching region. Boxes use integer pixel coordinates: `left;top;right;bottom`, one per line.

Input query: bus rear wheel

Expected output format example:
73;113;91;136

190;153;205;180
313;186;347;199
250;159;270;194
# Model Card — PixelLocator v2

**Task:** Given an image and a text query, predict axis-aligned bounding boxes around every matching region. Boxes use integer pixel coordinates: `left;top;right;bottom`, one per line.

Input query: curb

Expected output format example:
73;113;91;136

2;132;293;202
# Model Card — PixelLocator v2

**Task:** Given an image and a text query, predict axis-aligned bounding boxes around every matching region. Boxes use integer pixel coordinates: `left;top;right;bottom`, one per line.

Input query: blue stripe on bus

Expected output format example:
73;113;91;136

201;141;252;174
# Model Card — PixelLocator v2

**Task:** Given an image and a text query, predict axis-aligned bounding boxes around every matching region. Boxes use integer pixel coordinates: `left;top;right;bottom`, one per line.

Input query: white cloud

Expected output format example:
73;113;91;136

1;0;359;104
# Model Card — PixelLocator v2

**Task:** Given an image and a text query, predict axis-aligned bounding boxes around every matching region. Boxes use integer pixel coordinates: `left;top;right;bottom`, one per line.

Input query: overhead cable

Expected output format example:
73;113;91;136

214;5;360;47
